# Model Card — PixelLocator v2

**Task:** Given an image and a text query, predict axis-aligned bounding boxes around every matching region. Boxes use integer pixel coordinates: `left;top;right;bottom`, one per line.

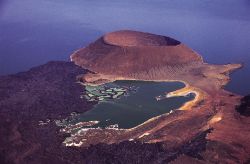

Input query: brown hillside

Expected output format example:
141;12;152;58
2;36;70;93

71;30;202;75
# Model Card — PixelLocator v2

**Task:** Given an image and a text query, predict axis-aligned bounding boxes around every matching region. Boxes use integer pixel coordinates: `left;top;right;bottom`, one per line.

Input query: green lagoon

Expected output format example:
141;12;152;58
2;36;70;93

74;80;195;129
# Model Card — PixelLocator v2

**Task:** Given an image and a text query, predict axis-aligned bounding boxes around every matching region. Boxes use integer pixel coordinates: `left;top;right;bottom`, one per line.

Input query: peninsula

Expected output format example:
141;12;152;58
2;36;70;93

68;30;249;163
0;30;249;164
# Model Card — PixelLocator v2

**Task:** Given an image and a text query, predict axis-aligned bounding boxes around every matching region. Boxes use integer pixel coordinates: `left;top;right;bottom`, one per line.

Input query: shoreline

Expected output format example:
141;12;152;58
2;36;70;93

62;78;200;147
82;78;201;121
65;30;250;162
62;62;243;147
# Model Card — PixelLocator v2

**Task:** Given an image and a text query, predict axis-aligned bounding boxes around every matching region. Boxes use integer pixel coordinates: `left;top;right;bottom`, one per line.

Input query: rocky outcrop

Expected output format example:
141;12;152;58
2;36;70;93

236;95;250;116
0;61;94;164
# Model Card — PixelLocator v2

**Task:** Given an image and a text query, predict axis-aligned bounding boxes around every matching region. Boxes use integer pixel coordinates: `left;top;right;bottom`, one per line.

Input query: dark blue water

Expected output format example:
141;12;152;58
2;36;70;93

0;0;249;95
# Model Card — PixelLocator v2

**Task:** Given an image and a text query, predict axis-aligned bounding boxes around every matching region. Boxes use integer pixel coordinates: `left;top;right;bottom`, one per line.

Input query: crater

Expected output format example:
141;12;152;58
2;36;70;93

103;30;181;47
65;80;194;129
71;30;200;76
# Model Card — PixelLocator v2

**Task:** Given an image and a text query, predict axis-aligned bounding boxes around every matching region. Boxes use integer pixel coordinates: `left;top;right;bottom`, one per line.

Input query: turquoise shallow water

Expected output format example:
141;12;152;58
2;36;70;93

73;80;194;129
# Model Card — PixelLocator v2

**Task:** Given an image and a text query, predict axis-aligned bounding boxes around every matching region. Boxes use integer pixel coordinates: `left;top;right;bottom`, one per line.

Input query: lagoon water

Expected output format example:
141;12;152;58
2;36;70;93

0;0;250;95
74;81;194;129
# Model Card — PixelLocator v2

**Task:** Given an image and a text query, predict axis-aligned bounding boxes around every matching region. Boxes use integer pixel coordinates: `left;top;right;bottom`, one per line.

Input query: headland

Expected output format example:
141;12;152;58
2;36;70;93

1;30;249;163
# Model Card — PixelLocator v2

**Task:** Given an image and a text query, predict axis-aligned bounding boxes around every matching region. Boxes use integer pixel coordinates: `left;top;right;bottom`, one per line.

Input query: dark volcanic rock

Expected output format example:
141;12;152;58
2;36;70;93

0;61;214;164
77;129;211;164
0;61;93;164
1;61;249;164
236;95;250;116
0;61;93;120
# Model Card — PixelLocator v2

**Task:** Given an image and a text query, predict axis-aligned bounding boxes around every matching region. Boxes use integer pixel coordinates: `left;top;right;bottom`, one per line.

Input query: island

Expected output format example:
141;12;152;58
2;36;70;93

0;30;249;164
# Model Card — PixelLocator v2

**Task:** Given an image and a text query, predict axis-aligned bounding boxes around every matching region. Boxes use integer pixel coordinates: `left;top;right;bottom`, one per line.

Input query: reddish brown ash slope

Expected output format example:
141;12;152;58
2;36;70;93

71;30;202;76
69;30;250;163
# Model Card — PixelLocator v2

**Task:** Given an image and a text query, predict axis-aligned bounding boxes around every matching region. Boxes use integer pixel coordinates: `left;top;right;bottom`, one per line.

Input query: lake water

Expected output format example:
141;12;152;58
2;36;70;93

0;0;249;95
73;81;194;129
